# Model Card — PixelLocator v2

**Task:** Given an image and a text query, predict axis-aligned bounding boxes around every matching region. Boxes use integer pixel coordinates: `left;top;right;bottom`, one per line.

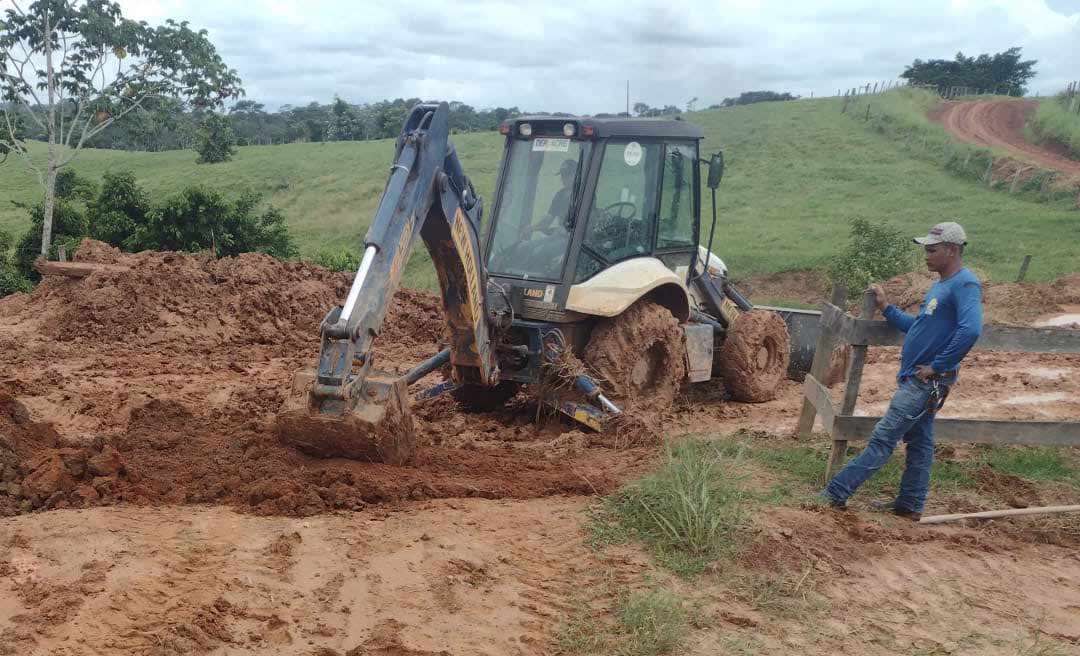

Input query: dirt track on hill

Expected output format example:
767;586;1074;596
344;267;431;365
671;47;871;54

929;99;1080;176
2;241;1079;654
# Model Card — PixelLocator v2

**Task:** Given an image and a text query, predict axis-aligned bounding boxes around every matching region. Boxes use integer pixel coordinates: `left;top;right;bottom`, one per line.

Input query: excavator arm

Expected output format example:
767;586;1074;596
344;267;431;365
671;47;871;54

276;103;498;463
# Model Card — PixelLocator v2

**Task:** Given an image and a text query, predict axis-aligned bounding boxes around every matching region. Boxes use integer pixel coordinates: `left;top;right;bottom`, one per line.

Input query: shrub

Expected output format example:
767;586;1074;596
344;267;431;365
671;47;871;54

14;199;90;280
196;112;238;164
88;171;151;250
131;186;297;258
0;230;31;297
827;217;917;298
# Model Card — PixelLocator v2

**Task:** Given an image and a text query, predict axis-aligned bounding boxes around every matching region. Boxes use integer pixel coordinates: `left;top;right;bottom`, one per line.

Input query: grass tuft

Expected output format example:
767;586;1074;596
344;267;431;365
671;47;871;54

589;439;750;577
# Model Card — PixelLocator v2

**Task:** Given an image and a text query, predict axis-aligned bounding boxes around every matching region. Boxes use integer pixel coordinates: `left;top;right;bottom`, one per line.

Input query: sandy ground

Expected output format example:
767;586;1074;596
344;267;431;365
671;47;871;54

1;242;1079;654
929;99;1080;176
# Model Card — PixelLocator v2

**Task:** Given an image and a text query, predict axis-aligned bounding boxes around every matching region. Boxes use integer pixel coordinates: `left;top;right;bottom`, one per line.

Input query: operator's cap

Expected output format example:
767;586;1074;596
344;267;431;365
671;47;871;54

914;222;967;246
557;159;577;176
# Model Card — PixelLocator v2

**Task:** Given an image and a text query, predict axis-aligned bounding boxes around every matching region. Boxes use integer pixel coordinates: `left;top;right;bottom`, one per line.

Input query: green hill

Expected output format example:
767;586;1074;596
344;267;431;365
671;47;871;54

2;92;1077;290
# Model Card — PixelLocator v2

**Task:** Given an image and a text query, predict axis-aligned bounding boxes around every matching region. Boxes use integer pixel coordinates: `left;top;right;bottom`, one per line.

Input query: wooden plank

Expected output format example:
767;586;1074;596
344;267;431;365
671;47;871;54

834;416;1080;446
921;505;1080;525
801;375;836;433
826;291;877;481
795;285;846;439
34;259;127;278
851;320;1080;353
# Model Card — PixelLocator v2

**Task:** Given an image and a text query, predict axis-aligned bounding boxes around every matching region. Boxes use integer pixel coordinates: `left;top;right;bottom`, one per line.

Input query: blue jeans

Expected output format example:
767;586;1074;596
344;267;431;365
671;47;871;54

824;375;951;513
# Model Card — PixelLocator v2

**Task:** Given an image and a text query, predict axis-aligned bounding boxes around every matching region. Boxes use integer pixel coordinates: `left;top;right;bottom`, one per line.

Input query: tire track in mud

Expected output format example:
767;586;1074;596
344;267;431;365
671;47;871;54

929;99;1080;176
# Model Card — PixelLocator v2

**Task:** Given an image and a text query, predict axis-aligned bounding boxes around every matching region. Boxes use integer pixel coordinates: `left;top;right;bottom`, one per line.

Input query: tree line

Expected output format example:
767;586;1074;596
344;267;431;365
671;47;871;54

4;97;527;151
900;47;1037;96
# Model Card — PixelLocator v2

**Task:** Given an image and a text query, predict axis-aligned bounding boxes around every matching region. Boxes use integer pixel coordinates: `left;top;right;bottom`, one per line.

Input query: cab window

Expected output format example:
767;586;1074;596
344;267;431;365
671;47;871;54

657;143;696;249
581;140;660;266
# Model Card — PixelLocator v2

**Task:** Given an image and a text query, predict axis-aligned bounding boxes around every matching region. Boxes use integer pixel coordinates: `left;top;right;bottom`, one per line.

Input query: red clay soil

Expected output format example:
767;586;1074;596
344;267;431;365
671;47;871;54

928;99;1080;176
0;241;653;518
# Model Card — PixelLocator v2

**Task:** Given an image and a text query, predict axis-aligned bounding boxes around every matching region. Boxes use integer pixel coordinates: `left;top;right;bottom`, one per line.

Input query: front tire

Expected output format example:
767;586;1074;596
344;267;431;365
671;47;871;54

584;300;687;410
717;310;791;402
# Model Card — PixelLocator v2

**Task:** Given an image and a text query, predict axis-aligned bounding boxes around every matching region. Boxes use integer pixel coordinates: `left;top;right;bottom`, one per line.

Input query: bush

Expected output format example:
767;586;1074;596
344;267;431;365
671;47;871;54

14;199;90;281
196;112;238;164
132;186;297;258
88;171;150;250
827;217;917;297
0;230;31;297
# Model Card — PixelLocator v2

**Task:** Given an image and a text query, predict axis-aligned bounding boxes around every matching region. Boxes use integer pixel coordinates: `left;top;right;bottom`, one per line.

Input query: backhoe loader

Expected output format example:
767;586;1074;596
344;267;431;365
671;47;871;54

276;102;822;463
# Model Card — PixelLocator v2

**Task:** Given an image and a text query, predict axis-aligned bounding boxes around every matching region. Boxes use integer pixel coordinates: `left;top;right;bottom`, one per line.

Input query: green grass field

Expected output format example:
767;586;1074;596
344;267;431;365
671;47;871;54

3;91;1077;290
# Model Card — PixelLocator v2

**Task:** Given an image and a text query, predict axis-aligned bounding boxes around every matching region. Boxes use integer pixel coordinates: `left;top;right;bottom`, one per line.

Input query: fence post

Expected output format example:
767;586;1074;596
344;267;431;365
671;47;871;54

824;291;877;482
1010;167;1026;194
1016;255;1033;283
795;284;847;440
865;104;871;121
983;158;995;186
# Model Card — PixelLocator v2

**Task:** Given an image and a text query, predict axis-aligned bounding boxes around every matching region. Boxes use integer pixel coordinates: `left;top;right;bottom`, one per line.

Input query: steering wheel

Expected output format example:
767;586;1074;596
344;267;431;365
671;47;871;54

602;201;637;222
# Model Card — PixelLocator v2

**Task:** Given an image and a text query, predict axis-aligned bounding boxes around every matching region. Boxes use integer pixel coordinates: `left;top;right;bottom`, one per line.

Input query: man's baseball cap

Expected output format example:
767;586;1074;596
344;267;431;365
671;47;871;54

914;222;967;246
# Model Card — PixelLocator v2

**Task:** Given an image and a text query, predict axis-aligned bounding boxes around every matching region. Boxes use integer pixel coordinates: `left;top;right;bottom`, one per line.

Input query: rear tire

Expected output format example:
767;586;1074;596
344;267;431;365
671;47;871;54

451;380;521;412
718;310;791;402
584;300;687;409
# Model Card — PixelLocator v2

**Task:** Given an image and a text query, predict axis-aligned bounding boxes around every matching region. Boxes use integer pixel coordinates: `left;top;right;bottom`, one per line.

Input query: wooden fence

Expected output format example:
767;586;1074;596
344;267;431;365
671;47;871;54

796;288;1080;481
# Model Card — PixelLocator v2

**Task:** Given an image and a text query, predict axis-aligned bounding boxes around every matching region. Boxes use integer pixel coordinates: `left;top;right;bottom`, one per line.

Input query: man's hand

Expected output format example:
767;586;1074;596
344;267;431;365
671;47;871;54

914;364;936;382
869;284;888;313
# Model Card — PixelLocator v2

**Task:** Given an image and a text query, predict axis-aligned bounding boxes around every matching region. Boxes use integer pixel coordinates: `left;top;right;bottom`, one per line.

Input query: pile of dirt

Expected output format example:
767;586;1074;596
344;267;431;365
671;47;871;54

10;240;446;355
0;393;126;516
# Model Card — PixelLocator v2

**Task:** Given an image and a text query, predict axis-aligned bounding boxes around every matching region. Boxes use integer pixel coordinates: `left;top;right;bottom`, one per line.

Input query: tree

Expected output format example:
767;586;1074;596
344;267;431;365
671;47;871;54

901;47;1036;95
195;111;236;163
0;0;243;257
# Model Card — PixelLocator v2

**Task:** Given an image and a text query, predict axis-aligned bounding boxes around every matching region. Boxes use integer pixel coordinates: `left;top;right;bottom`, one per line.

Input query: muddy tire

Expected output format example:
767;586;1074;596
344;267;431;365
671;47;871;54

451;381;521;412
718;310;791;403
584;300;687;409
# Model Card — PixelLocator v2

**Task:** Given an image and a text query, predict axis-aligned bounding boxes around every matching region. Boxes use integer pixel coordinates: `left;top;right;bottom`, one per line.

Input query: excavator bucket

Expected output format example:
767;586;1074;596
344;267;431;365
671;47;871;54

275;369;416;465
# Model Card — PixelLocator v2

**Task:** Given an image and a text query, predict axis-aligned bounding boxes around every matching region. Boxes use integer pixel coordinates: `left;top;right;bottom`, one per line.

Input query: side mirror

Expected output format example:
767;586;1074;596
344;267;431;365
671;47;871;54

707;152;724;189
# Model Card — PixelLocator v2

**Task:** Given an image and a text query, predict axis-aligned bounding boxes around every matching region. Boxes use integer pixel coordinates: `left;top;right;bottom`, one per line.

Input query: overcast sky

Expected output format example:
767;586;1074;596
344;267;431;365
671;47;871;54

105;0;1080;113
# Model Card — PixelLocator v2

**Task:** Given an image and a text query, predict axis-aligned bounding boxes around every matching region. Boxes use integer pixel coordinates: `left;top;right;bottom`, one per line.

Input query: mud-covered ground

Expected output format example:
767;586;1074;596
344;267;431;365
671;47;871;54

1;242;1078;655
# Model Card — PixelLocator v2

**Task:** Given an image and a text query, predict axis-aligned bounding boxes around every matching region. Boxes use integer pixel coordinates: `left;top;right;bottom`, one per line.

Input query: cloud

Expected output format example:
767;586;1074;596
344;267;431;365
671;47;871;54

99;0;1078;112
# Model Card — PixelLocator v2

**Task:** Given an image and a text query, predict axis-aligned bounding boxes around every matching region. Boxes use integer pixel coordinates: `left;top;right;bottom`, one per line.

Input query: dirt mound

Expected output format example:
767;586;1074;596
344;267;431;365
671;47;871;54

0;393;126;515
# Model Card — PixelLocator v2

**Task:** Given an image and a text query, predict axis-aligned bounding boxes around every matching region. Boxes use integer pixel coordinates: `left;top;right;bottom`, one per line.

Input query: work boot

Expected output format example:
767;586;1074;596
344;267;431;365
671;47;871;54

870;499;921;521
818;491;847;511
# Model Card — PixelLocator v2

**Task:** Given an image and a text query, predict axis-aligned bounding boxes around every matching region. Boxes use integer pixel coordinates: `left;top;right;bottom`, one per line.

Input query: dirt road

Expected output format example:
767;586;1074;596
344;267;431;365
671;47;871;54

2;242;1079;654
928;99;1080;176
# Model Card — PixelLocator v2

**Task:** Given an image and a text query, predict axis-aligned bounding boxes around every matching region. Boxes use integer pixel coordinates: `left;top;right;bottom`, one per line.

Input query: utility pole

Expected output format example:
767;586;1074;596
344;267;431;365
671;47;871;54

626;80;630;117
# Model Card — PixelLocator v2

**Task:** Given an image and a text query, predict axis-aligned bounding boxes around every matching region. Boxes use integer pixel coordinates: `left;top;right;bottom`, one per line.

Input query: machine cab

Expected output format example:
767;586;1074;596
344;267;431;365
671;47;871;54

484;116;705;321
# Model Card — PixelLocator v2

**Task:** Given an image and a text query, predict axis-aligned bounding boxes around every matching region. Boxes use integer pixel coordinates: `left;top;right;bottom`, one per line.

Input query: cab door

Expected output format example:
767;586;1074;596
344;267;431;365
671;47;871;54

654;141;700;279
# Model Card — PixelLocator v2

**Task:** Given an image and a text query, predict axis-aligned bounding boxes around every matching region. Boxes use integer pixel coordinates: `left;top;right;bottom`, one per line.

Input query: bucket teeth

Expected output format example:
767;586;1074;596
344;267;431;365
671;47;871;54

275;369;416;465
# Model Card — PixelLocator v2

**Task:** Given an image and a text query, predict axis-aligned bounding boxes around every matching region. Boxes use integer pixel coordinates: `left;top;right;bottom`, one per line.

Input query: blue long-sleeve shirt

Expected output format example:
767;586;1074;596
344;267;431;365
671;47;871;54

882;267;983;381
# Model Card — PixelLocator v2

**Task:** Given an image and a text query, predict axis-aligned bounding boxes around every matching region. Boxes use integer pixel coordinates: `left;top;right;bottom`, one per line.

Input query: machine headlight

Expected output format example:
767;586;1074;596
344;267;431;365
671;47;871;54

563;123;575;137
519;123;532;137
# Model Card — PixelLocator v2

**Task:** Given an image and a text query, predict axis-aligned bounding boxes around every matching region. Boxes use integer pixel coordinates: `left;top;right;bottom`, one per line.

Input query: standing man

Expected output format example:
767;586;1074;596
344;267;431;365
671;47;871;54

822;222;983;520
